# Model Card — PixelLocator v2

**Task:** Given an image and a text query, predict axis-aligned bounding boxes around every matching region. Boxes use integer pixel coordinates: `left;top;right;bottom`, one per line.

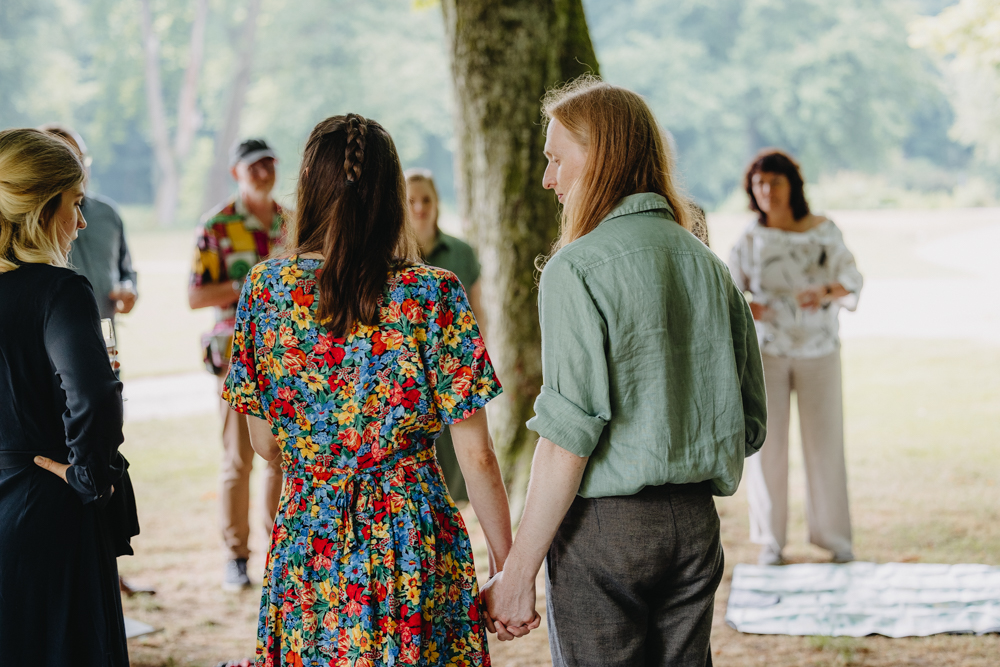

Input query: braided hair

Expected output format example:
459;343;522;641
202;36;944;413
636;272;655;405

343;114;367;184
293;114;417;336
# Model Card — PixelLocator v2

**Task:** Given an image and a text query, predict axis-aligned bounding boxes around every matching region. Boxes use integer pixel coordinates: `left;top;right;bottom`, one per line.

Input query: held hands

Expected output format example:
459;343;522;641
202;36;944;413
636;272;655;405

480;570;542;641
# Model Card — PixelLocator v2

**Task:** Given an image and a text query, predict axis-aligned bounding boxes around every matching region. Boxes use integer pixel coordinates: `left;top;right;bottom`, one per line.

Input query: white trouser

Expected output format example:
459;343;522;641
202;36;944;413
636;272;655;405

747;350;853;556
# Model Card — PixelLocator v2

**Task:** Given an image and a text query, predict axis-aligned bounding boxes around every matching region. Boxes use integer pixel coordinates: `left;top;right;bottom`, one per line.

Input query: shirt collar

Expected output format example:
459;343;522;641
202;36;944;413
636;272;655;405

602;193;675;224
235;195;268;231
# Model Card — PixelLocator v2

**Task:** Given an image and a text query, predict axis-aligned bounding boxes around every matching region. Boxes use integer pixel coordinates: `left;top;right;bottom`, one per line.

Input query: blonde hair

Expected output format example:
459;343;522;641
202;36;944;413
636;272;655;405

403;167;439;228
0;129;86;273
542;75;693;249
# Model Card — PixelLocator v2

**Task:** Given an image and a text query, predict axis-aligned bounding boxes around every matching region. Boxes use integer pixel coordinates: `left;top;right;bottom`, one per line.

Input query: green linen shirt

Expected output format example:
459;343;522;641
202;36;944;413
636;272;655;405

424;231;481;290
526;193;767;498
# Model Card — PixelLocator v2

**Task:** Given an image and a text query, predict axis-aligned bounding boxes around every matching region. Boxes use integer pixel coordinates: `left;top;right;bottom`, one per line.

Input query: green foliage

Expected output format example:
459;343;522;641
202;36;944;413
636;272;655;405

911;0;1000;172
584;0;965;206
243;0;454;203
2;0;994;212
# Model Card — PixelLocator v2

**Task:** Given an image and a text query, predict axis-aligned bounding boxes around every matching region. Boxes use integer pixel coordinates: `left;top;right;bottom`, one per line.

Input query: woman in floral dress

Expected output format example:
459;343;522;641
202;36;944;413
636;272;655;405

223;114;528;666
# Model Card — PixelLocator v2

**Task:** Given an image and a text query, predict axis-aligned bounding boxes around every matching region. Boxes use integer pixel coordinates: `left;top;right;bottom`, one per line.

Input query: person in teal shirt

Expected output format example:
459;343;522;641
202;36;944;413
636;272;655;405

405;168;484;503
481;78;767;665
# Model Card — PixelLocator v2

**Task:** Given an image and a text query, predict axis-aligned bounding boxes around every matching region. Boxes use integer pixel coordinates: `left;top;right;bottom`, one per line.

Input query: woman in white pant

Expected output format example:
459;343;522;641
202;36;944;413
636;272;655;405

729;149;863;566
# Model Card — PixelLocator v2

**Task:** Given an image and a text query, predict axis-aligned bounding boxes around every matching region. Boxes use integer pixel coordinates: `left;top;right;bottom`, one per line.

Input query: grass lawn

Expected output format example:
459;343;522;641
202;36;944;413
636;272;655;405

116;210;1000;666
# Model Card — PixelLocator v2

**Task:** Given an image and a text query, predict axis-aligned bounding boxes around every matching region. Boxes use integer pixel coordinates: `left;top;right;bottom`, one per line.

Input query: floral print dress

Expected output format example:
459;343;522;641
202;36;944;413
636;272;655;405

223;256;501;667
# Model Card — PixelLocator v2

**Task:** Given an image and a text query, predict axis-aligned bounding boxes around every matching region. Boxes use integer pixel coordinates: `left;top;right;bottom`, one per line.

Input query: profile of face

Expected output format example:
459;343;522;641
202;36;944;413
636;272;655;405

232;157;277;194
52;182;87;255
751;171;790;215
542;118;588;204
406;179;438;237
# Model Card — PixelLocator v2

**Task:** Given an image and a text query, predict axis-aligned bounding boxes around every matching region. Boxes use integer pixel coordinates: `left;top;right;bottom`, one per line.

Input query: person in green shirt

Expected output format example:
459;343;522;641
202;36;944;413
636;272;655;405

405;168;484;503
481;77;767;665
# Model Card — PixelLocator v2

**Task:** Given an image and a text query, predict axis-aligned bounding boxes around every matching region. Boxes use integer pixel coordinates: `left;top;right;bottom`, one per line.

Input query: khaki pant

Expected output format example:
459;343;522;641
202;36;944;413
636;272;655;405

218;375;283;560
746;350;853;557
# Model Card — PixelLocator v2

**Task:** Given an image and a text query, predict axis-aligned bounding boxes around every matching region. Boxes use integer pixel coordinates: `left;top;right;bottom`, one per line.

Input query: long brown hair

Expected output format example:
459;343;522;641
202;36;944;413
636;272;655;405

743;148;811;226
0;128;86;273
542;75;693;249
293;114;417;336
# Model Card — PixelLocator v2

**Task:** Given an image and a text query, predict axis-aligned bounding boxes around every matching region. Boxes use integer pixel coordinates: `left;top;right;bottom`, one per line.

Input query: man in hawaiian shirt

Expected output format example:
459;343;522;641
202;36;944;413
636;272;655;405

188;138;287;590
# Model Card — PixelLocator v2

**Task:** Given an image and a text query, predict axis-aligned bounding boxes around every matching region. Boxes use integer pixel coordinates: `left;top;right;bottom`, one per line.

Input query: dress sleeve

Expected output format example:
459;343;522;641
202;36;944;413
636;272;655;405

830;227;863;312
424;272;501;424
526;255;611;458
222;275;266;419
44;274;125;505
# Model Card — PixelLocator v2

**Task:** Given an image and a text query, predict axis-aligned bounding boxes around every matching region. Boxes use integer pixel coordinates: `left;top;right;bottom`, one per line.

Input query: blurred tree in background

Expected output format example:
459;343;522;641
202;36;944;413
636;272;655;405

911;0;1000;179
0;0;995;221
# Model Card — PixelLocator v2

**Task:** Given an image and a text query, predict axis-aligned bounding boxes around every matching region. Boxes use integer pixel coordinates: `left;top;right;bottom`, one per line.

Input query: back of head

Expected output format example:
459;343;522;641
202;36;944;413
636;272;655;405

0;128;85;273
542;75;693;248
743;148;810;225
294;114;417;337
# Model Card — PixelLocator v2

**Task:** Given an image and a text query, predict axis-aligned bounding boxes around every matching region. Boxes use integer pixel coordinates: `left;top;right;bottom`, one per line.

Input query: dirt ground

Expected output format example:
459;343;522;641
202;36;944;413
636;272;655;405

120;339;1000;667
117;210;1000;666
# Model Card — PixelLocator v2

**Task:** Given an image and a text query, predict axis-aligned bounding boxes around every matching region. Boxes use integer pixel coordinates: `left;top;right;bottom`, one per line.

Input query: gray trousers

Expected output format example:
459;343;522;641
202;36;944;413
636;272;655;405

545;482;723;667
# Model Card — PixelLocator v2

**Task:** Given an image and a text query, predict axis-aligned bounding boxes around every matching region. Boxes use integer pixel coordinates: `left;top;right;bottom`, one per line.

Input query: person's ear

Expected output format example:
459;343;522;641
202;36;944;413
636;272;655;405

230;165;239;181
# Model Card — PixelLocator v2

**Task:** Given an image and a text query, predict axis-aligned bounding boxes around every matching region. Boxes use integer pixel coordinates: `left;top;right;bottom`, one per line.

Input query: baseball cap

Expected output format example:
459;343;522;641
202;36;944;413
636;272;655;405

230;138;277;168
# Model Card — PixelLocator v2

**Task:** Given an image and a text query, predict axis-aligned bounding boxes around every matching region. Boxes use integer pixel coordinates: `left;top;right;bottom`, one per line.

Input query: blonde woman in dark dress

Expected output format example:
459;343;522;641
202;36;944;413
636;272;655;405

0;129;131;666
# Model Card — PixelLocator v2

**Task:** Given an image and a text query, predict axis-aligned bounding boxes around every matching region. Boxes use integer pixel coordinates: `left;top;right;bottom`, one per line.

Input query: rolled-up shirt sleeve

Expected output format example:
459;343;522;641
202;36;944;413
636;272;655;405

526;255;610;457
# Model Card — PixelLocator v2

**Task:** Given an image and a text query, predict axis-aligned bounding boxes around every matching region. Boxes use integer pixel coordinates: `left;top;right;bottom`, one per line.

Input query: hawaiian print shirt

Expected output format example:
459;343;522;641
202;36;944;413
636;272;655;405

223;256;500;667
190;196;286;369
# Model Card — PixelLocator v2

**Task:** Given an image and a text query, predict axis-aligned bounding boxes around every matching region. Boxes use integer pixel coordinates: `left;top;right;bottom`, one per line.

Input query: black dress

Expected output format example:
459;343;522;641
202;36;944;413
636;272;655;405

0;263;130;666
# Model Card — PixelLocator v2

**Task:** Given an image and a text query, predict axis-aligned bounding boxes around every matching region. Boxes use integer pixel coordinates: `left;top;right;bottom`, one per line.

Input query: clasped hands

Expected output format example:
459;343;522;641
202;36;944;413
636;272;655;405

480;569;542;641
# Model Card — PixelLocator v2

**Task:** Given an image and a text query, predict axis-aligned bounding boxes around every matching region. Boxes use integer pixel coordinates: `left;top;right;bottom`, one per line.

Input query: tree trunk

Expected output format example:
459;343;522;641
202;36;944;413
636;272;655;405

140;0;208;226
201;0;263;213
139;0;179;226
441;0;599;489
174;0;209;160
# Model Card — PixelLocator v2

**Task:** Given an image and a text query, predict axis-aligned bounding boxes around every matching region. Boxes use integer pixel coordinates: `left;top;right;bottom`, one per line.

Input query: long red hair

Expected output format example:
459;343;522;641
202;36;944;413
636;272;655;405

542;76;693;249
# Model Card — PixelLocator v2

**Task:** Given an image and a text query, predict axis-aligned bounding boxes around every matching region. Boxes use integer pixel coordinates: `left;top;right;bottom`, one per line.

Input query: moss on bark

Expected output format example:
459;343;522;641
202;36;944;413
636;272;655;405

441;0;599;489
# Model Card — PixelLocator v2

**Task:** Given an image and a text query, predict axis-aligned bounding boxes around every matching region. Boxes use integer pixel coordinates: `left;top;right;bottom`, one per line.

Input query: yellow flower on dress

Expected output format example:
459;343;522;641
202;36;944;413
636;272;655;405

336;401;360;426
442;325;461;347
296;436;320;459
457;310;475;332
280;264;303;285
291;303;311;329
300;371;325;392
437;393;457;412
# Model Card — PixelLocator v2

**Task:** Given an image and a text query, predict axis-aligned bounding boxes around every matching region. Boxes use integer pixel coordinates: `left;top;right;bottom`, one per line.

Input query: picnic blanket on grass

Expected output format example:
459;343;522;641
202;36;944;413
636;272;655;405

726;562;1000;637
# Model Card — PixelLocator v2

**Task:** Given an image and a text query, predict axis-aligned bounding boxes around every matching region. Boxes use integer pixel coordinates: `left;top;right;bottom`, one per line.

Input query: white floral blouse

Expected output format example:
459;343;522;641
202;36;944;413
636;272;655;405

728;219;863;358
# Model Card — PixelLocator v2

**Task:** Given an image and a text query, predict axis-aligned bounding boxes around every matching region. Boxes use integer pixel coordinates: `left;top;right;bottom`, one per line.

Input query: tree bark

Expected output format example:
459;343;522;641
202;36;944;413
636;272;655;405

201;0;263;213
174;0;209;160
441;0;599;488
140;0;208;226
139;0;178;226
